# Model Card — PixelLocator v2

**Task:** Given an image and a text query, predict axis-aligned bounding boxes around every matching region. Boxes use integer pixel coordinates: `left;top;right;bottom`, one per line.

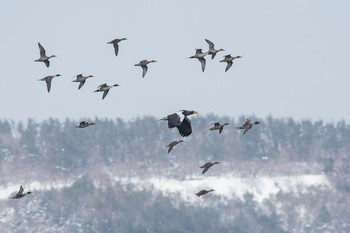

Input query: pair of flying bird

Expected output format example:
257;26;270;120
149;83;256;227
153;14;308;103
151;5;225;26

189;39;242;72
195;162;219;197
107;38;157;78
71;74;120;100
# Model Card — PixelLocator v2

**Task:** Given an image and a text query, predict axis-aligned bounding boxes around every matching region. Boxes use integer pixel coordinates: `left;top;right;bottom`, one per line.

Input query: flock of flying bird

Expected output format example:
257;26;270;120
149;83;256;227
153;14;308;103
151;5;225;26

10;38;259;199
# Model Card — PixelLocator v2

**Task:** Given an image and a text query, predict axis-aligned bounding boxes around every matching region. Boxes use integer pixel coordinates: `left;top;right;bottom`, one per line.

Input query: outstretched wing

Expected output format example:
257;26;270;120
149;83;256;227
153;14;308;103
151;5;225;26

113;43;119;56
199;58;206;72
78;80;86;90
102;90;110;99
38;42;46;57
44;60;50;68
177;117;192;137
167;113;181;128
46;78;52;92
18;186;24;195
205;39;215;49
202;166;209;174
142;65;148;78
225;61;233;72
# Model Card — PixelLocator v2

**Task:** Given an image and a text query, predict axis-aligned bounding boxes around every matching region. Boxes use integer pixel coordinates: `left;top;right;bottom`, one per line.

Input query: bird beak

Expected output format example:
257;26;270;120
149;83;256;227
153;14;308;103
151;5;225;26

193;111;198;115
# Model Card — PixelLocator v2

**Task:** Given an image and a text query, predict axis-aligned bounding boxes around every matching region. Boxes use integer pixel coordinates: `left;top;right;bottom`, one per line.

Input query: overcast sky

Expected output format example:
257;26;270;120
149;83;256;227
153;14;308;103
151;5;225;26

1;1;349;123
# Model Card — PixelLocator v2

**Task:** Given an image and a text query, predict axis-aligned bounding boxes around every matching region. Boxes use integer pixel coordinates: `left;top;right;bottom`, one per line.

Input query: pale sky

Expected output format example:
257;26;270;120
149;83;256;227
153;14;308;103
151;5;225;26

1;0;349;122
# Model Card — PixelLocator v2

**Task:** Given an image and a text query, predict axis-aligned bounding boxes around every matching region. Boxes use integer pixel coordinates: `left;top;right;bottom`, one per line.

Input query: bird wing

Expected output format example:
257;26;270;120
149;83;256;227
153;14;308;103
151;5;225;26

38;42;46;57
167;144;174;153
113;43;119;56
44;60;50;68
18;186;24;195
243;125;252;135
78;80;86;90
177;117;192;137
199;58;206;72
205;39;215;49
219;126;224;134
167;113;181;128
102;90;110;99
45;78;52;92
202;166;210;174
211;53;217;60
225;61;233;72
142;65;148;78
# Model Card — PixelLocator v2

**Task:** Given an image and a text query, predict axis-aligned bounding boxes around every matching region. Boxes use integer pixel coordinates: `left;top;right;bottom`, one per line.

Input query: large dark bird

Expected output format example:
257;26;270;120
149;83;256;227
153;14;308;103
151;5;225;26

10;186;32;199
236;119;261;135
159;110;198;137
200;161;219;174
195;189;215;197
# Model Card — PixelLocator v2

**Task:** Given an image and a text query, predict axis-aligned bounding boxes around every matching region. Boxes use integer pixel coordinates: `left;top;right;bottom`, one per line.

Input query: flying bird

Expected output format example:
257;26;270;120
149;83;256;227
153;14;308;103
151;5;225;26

200;162;219;174
10;186;32;199
76;121;95;128
236;119;261;135
205;39;224;59
220;54;242;72
72;74;94;90
107;38;127;56
159;110;198;137
134;60;157;78
189;49;207;72
34;42;56;67
165;140;184;153
210;122;229;134
38;74;61;92
94;83;120;100
195;189;215;197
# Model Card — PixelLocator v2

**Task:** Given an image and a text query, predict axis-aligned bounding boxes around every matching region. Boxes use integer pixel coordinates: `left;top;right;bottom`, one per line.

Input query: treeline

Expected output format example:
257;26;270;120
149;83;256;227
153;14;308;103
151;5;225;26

0;115;349;178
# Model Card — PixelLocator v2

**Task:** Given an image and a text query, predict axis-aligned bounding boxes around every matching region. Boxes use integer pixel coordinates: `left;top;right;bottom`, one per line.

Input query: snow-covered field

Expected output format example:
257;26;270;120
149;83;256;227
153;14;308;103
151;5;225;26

0;172;331;205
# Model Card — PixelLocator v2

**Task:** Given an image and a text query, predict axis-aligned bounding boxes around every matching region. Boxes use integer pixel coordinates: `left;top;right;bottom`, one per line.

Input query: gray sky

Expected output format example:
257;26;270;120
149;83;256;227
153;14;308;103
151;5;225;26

1;0;349;122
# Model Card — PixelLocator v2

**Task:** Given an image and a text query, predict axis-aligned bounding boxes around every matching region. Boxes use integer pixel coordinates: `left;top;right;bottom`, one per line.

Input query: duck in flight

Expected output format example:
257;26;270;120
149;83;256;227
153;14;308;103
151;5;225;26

76;121;95;128
10;186;32;199
159;110;198;137
134;60;157;78
72;74;94;90
189;49;207;72
205;39;224;59
107;38;127;56
236;119;261;135
195;189;215;197
200;161;219;174
34;42;56;67
210;122;229;134
94;83;120;100
165;140;184;153
38;74;61;93
220;54;242;72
